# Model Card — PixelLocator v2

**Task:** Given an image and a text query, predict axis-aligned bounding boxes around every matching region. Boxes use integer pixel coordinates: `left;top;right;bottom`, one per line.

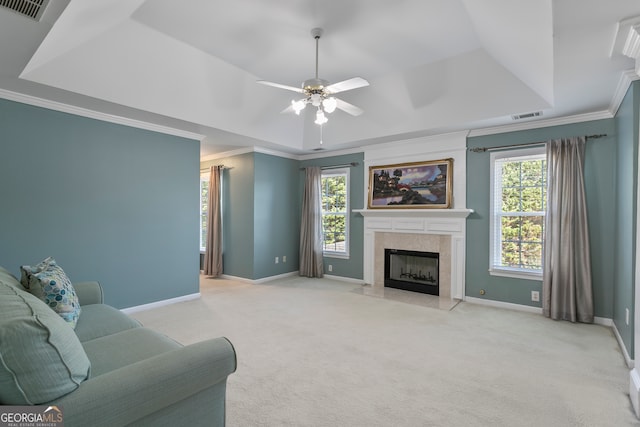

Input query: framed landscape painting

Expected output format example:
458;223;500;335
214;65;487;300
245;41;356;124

368;159;453;209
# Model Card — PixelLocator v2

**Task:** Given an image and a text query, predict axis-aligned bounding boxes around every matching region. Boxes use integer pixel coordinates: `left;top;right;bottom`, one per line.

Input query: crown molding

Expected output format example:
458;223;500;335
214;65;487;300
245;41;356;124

200;147;254;162
201;145;301;162
609;69;640;116
468;110;613;138
0;88;205;141
202;144;366;163
253;146;299;160
298;146;365;161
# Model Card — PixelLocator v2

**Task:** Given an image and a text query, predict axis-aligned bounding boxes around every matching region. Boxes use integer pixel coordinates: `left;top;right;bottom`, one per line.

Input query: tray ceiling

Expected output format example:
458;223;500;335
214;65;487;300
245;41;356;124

1;0;638;156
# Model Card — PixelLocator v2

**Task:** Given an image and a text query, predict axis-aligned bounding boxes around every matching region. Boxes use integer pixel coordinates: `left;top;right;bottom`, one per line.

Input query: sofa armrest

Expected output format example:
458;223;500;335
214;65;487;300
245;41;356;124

73;281;104;305
52;336;237;427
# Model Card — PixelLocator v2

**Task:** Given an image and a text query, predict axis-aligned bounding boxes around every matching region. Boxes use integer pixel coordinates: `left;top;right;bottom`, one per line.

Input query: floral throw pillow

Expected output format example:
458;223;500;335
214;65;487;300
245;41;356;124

20;257;81;328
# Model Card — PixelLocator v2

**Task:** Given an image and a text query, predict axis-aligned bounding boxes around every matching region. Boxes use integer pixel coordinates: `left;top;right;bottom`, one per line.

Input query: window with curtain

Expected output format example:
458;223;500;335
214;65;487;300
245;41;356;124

199;173;209;252
490;147;546;279
321;168;349;258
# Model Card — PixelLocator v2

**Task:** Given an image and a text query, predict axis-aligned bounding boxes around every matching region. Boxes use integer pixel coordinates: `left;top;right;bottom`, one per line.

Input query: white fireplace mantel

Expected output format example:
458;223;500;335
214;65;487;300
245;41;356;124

356;208;473;300
358;132;472;300
354;209;473;219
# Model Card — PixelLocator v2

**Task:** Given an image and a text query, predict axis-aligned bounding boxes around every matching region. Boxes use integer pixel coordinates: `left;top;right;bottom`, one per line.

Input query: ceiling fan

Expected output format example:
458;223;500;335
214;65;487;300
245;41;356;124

257;28;369;125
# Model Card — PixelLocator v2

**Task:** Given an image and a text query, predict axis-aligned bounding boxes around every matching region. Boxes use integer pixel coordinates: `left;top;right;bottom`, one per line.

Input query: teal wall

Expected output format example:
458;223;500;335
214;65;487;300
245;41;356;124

204;153;256;279
0;98;200;309
203;151;299;280
253;152;300;278
299;152;365;280
613;81;639;357
204;151;364;281
466;119;616;319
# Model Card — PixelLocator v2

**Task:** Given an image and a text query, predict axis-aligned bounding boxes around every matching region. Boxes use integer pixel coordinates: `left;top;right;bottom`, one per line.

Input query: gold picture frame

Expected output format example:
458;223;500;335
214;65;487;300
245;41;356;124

368;159;453;209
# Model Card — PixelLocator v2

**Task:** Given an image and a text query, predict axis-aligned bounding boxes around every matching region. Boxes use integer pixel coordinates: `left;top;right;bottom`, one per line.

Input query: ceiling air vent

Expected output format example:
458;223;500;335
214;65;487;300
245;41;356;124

511;111;542;121
0;0;49;21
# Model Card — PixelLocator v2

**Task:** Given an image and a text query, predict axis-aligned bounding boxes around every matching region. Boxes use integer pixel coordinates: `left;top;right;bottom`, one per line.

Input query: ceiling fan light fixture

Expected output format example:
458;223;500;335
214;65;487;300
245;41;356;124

315;108;328;125
310;93;322;107
292;99;306;115
323;97;337;113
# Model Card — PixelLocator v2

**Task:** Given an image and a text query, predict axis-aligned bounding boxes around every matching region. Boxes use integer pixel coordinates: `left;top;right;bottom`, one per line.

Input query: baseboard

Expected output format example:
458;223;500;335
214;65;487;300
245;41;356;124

219;271;299;284
594;316;614;327
121;293;200;314
217;271;364;285
612;321;634;368
218;274;255;284
464;297;543;314
630;369;640;417
323;274;365;284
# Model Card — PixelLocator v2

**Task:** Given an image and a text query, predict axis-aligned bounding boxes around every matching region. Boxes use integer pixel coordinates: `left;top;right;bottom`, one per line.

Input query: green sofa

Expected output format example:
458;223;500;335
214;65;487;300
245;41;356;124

0;266;237;426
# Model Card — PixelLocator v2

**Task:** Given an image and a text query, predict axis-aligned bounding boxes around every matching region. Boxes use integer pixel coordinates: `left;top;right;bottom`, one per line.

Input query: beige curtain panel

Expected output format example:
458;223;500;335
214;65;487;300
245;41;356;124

204;165;223;277
543;137;594;323
299;166;324;278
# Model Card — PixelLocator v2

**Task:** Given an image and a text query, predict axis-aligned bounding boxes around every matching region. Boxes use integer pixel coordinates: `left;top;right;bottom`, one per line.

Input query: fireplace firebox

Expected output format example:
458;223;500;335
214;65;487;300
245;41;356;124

384;249;439;295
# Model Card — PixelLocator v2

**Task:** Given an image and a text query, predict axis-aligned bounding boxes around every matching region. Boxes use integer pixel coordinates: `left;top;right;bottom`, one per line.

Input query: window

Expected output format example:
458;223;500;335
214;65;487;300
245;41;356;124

200;173;209;252
490;147;546;279
321;168;349;258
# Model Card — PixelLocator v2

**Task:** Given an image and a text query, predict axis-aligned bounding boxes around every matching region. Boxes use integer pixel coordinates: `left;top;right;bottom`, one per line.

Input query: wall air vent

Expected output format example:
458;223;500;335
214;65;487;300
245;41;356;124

511;111;542;121
0;0;49;21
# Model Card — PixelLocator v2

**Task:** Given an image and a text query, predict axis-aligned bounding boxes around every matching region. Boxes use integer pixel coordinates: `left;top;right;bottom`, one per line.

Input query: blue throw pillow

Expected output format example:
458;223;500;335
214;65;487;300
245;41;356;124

21;257;81;329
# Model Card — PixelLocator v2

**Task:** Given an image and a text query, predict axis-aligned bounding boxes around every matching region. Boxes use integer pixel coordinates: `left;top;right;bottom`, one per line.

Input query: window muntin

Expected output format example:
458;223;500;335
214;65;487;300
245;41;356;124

490;148;546;279
321;168;349;258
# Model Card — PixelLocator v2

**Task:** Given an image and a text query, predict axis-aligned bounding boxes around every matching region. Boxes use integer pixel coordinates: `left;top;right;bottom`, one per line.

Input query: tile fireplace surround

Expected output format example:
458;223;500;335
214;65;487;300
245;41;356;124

355;209;473;300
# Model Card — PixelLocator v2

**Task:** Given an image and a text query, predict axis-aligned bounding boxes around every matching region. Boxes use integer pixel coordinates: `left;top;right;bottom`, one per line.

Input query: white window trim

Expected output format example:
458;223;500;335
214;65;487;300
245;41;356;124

489;147;545;281
322;168;350;259
199;172;209;253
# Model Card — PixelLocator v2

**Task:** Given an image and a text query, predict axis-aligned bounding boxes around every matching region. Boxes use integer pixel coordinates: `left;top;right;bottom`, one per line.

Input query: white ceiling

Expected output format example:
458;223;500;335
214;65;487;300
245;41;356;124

1;0;639;157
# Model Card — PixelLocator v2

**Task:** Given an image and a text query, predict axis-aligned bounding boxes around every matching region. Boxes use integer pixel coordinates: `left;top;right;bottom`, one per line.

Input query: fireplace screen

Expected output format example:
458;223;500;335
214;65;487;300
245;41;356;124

384;249;439;295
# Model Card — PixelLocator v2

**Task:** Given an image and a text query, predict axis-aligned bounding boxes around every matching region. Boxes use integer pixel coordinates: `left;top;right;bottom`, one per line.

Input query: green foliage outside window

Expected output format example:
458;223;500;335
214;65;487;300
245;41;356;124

321;174;347;252
499;158;546;270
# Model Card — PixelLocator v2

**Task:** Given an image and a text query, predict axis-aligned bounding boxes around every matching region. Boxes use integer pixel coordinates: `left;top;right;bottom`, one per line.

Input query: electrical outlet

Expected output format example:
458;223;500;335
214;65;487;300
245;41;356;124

283;256;286;263
626;308;630;325
328;265;333;272
275;257;279;264
531;291;540;302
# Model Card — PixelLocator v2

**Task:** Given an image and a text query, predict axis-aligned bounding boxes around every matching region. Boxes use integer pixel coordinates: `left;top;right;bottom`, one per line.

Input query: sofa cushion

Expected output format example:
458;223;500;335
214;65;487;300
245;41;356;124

0;267;23;291
82;328;181;377
74;304;141;342
21;257;81;328
0;282;91;405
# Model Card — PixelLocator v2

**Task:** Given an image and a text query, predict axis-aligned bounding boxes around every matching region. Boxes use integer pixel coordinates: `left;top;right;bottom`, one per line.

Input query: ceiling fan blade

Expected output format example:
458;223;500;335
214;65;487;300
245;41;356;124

335;98;364;116
257;80;304;93
281;104;294;114
325;77;369;94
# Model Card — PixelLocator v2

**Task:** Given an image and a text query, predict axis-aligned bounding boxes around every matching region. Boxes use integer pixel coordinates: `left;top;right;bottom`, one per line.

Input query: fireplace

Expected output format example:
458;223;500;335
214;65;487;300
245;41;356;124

385;249;439;295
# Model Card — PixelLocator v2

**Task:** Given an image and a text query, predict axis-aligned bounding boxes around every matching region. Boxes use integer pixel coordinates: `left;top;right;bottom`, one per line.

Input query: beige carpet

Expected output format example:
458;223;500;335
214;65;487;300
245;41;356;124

132;275;639;426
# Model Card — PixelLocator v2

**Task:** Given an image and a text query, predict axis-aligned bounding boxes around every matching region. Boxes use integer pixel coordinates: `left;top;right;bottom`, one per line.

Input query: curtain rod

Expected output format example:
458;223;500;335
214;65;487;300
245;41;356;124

468;134;608;153
300;162;359;170
199;164;227;172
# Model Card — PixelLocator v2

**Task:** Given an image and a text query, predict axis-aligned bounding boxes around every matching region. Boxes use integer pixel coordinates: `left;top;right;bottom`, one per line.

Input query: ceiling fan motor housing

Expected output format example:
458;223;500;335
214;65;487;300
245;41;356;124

303;78;329;93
